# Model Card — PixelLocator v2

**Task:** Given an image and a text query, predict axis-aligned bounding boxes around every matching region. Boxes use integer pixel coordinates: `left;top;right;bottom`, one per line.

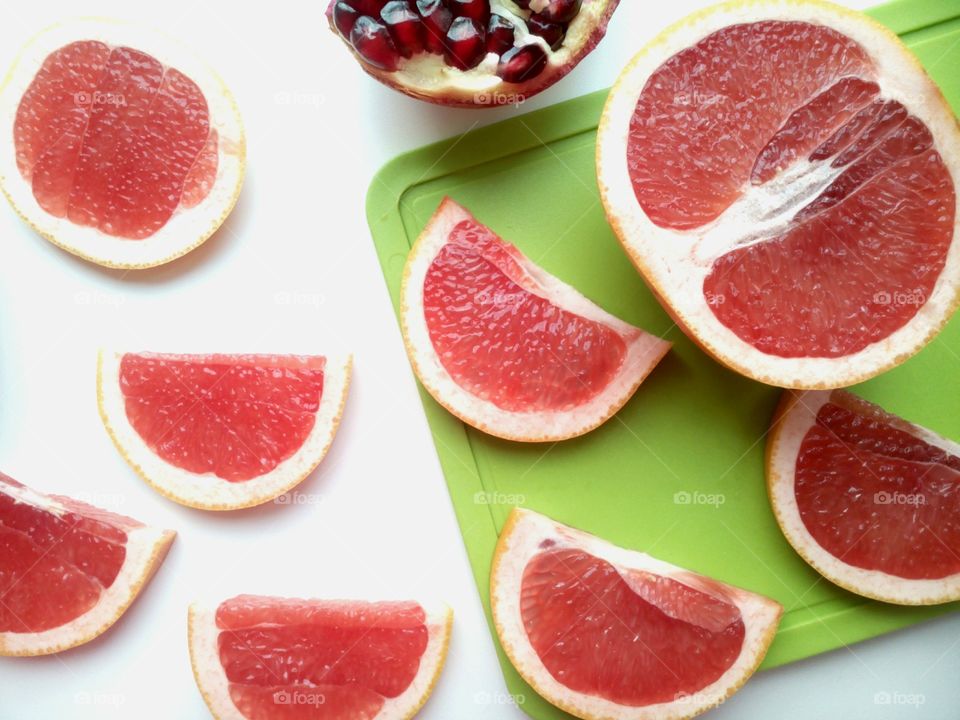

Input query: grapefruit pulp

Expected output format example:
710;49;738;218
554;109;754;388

400;198;670;441
491;508;782;720
0;19;244;268
768;389;960;604
0;472;174;656
189;595;452;720
597;0;960;388
98;351;352;511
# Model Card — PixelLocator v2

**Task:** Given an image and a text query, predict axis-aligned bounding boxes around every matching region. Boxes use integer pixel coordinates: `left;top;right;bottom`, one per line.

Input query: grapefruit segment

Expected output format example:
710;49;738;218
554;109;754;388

491;508;782;720
188;596;452;720
0;473;174;656
597;1;960;388
767;389;960;604
0;18;244;268
97;350;351;511
400;198;670;441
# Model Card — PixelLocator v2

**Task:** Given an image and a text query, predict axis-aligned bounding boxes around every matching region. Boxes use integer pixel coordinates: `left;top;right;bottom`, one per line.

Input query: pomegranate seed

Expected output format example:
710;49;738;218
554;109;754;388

527;15;564;50
486;14;515;55
348;0;389;14
381;1;425;58
417;0;453;54
350;16;402;71
444;16;487;70
497;44;547;82
537;0;581;24
332;2;361;38
450;0;490;24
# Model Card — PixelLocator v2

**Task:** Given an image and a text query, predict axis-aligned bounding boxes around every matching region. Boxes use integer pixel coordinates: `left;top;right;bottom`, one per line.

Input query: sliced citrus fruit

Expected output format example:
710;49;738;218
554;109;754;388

0;18;244;268
491;508;782;720
767;389;960;605
597;0;960;388
400;198;670;441
0;472;174;656
189;595;452;720
97;350;351;511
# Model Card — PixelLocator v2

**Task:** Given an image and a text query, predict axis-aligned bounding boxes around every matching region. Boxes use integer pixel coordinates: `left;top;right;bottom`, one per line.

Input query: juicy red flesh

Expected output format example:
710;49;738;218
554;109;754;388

444;17;486;70
350;16;402;70
418;0;454;53
497;45;548;83
0;473;137;633
527;15;565;50
118;353;326;483
14;41;216;240
333;1;362;36
627;20;956;359
628;22;874;230
750;77;880;185
422;217;628;413
335;0;573;80
352;0;388;13
215;596;429;720
521;548;746;705
381;1;426;57
795;393;960;580
487;14;516;55
450;0;490;23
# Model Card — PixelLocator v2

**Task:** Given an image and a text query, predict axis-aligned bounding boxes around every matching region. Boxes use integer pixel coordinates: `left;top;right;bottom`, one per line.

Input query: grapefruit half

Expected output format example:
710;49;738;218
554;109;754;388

188;595;452;720
0;472;174;656
97;350;351;511
597;0;960;389
768;389;960;605
400;198;671;442
491;508;782;720
0;18;245;268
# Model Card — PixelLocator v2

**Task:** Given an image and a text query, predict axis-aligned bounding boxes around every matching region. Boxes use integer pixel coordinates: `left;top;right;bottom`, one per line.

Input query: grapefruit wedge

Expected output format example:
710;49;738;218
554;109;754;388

491;508;782;720
768;389;960;605
0;472;174;656
400;198;670;442
188;595;452;720
98;350;351;511
0;18;244;268
597;0;960;389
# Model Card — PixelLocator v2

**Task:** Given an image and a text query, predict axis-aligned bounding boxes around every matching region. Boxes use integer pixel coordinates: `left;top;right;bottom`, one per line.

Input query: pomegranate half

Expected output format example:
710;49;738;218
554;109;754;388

326;0;619;106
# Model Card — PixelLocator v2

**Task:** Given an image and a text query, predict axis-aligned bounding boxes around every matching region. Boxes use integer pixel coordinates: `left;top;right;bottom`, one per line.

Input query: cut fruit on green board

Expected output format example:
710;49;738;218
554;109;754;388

491;508;782;720
367;2;960;718
768;389;960;606
399;197;670;442
598;0;960;390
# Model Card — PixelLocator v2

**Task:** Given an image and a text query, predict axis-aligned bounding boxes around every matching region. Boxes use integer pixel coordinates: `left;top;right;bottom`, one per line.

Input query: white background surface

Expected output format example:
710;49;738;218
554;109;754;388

1;1;959;718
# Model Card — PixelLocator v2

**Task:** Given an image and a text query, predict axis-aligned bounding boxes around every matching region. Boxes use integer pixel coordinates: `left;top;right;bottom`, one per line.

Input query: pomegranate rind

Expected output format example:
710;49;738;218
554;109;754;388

96;350;352;511
0;479;174;656
0;18;245;269
187;598;453;720
596;0;960;389
766;389;960;605
326;0;619;107
400;198;671;442
491;509;781;720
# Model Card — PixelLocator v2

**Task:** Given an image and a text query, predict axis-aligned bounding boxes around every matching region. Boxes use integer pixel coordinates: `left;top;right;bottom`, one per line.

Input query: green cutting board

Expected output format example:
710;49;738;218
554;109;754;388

367;2;960;717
